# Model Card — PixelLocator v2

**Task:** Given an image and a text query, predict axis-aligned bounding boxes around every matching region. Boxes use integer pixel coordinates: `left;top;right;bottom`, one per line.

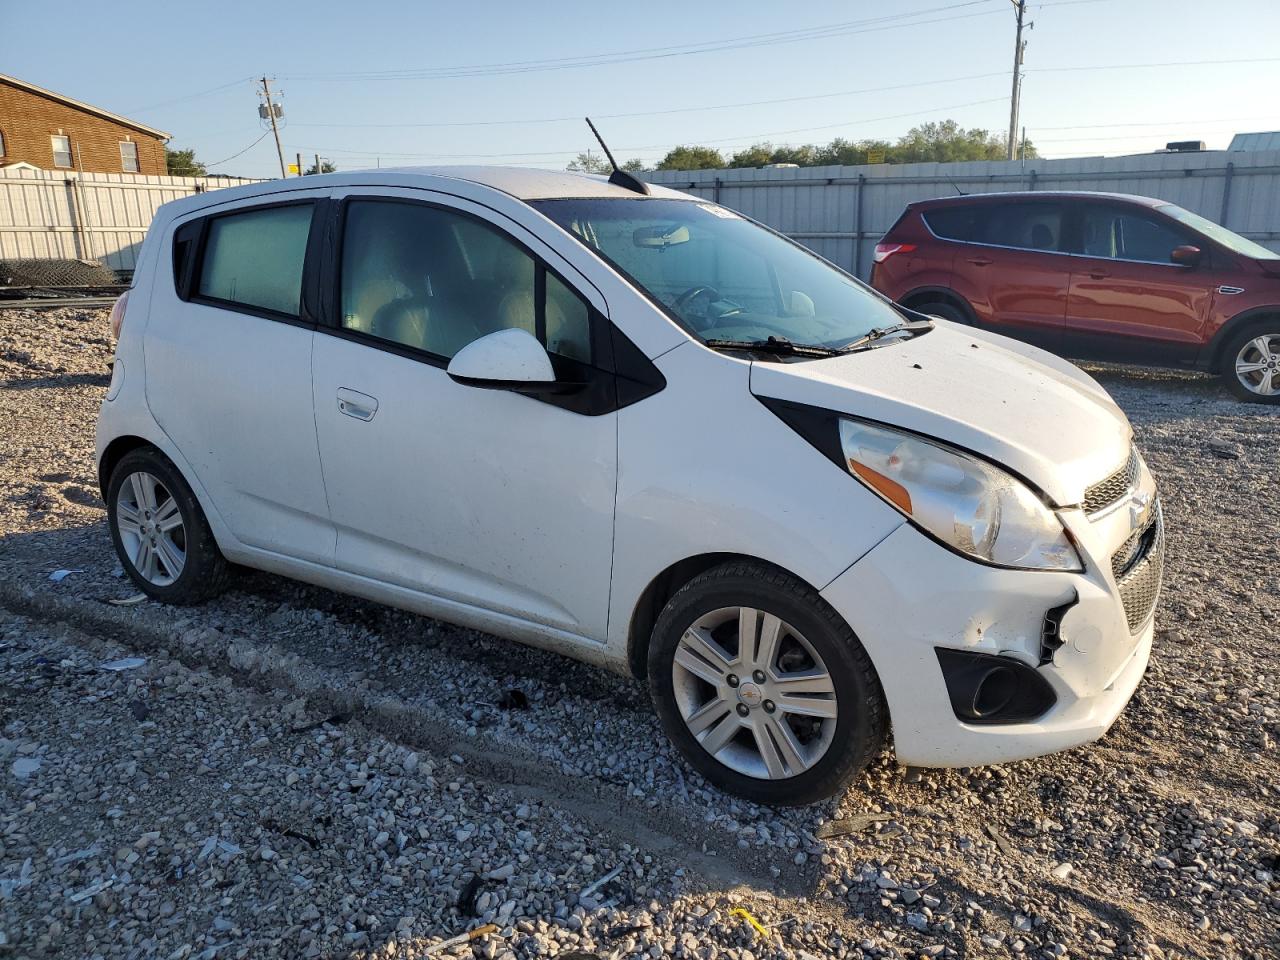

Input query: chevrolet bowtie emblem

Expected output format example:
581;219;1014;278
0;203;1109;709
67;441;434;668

1129;490;1152;532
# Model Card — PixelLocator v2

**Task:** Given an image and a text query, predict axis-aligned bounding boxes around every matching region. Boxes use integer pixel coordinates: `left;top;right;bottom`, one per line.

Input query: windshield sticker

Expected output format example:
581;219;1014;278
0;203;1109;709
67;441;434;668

697;203;740;220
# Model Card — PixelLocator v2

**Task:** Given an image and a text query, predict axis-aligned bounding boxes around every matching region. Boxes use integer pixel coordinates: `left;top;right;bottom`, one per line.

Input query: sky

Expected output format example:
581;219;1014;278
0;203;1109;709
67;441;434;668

3;0;1278;179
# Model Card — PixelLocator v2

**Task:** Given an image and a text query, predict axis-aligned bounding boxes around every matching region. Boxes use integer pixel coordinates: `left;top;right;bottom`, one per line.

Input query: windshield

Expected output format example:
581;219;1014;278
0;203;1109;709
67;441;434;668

1157;203;1280;260
532;198;907;350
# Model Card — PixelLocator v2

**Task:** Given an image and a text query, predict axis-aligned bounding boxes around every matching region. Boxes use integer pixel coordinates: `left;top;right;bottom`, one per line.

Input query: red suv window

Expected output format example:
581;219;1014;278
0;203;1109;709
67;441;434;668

924;202;1066;252
1079;204;1194;263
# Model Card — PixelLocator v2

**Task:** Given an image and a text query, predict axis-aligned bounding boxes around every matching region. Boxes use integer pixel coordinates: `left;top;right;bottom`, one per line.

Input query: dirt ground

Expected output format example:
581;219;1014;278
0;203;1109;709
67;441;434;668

1;306;1277;960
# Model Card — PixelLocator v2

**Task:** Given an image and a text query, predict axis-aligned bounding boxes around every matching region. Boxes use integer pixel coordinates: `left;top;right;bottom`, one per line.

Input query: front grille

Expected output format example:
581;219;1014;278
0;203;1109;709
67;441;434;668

1112;501;1164;633
1084;447;1140;514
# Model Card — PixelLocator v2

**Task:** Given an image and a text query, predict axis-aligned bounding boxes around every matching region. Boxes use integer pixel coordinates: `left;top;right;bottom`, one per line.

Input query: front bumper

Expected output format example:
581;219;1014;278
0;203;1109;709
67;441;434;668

821;493;1158;767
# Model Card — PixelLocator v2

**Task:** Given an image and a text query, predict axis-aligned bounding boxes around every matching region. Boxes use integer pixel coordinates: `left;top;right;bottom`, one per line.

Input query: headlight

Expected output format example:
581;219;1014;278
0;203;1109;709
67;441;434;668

839;419;1082;571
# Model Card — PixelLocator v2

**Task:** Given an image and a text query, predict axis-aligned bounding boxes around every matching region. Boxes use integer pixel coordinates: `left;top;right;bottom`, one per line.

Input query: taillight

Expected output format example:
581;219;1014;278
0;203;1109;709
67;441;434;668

108;289;131;340
873;242;917;264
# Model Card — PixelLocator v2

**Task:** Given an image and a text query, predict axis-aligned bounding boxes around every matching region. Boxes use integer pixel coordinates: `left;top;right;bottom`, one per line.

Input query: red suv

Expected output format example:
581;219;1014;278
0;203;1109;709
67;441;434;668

870;192;1280;403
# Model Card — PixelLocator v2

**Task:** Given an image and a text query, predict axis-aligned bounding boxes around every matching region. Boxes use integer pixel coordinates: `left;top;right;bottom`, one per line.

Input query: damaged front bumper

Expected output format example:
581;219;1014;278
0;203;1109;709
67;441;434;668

821;478;1160;768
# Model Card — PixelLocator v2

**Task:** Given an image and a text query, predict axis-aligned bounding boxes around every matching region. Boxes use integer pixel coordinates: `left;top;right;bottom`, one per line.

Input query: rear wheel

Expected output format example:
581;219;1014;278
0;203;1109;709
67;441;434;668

911;300;971;326
107;447;231;604
648;562;886;805
1221;326;1280;403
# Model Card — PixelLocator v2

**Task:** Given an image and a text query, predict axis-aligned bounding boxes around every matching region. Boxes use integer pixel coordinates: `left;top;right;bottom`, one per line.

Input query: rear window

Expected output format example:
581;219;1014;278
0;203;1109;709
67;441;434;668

922;206;982;242
197;203;314;316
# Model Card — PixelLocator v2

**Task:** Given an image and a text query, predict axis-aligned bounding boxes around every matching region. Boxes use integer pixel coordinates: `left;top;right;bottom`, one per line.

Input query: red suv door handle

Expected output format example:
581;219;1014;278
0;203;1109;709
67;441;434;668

966;256;993;267
1089;269;1111;280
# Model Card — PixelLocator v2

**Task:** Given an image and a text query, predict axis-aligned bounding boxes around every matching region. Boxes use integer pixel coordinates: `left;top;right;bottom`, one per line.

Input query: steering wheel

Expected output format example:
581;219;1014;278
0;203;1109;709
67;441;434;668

674;285;721;312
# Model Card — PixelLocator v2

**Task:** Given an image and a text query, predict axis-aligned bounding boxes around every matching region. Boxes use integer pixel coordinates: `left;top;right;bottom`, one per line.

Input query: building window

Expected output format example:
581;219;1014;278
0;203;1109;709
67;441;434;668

120;141;139;173
51;134;72;168
0;128;6;157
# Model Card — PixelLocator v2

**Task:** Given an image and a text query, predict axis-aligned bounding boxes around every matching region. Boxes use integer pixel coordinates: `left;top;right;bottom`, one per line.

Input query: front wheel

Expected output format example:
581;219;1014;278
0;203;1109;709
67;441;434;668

648;562;886;806
1221;326;1280;403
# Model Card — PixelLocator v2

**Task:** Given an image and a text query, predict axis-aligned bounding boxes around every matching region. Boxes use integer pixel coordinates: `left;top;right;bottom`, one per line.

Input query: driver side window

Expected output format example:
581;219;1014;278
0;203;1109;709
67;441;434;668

340;199;592;362
1080;205;1190;264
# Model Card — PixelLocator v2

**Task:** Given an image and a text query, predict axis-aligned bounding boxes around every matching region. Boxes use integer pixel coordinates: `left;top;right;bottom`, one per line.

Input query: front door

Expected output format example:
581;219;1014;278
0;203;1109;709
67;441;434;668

1063;202;1212;364
310;189;618;639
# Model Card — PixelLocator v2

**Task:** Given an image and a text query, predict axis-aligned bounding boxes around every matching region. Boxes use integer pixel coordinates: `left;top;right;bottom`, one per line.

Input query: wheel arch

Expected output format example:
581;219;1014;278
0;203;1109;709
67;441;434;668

897;286;976;322
625;552;823;681
1205;306;1280;370
98;434;156;500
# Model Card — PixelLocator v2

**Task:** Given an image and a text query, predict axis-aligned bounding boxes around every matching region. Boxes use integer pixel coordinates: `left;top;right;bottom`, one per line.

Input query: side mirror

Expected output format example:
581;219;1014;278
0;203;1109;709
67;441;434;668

447;328;557;391
1171;245;1201;267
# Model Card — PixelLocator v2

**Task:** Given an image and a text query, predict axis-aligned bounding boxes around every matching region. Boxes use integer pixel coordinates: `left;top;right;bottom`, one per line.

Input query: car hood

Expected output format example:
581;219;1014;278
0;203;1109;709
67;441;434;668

749;322;1132;507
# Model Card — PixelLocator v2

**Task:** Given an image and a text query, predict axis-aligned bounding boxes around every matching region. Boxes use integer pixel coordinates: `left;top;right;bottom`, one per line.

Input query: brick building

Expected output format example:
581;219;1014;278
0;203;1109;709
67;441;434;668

0;74;170;176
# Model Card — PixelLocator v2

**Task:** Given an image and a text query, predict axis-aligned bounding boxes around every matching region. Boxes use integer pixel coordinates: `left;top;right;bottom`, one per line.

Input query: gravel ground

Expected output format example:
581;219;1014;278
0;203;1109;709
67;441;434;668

1;306;1277;960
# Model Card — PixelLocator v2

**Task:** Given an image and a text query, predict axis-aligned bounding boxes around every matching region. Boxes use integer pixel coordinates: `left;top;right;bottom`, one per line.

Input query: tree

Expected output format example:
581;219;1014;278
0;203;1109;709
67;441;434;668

812;137;893;166
567;152;648;174
728;143;775;168
567;151;612;174
305;160;337;175
892;120;1037;163
656;146;725;171
653;122;1038;171
165;147;206;177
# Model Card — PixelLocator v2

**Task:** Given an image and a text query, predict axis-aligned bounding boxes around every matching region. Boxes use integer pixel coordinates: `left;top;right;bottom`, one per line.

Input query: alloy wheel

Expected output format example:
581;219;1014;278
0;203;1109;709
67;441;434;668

115;470;186;586
671;606;838;780
1234;334;1280;397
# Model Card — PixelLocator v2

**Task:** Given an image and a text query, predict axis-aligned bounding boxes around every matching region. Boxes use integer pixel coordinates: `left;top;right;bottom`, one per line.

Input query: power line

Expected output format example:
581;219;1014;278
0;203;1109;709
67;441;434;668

285;3;1009;82
205;131;271;167
289;72;1009;130
1033;114;1280;131
286;96;1011;163
1032;55;1280;73
122;77;256;115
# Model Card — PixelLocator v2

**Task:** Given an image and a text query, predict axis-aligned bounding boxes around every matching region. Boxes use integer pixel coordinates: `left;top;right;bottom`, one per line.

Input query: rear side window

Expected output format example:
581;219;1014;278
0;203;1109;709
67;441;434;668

197;204;314;316
339;199;592;362
981;203;1065;252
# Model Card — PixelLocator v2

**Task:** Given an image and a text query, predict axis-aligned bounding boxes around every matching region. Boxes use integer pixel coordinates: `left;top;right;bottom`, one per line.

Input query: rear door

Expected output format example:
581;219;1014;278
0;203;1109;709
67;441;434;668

144;191;335;564
945;199;1070;352
309;188;620;639
1063;202;1212;364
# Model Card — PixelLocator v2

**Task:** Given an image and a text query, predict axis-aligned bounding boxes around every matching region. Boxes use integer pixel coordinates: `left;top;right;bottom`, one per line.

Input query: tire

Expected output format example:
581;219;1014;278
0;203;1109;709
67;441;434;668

912;300;971;326
648;561;886;806
1220;324;1280;404
106;446;232;604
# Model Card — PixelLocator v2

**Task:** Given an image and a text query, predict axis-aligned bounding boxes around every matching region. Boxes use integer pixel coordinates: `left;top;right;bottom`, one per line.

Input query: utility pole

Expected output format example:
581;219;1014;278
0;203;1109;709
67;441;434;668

259;77;287;179
315;153;322;176
1006;0;1028;161
296;152;302;177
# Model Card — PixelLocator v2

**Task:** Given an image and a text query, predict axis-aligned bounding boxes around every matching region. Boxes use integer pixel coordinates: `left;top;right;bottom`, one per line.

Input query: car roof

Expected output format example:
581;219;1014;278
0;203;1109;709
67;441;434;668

910;191;1167;209
163;166;692;217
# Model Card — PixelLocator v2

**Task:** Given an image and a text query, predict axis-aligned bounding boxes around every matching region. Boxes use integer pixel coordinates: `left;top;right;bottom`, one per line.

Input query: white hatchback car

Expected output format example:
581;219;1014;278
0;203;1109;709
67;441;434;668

98;167;1163;804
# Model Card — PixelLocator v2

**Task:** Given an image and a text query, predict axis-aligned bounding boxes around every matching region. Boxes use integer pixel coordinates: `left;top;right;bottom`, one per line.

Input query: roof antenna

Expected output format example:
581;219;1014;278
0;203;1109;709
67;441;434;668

947;176;967;196
585;117;650;195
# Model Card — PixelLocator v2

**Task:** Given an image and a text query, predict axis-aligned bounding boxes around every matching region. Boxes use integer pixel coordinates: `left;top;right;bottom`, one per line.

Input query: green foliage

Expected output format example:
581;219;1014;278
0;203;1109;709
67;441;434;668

304;160;337;175
656;146;725;171
567;152;648;175
660;121;1038;171
165;147;206;177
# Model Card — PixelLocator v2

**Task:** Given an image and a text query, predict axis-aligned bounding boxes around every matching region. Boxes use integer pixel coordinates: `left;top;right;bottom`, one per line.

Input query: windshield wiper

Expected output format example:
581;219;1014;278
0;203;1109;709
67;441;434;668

838;319;935;353
702;335;842;359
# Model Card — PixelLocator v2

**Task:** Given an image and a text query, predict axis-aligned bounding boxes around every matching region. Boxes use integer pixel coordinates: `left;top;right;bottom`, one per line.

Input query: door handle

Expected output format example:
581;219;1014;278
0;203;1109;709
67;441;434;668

1089;269;1110;280
967;256;993;267
336;387;379;422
